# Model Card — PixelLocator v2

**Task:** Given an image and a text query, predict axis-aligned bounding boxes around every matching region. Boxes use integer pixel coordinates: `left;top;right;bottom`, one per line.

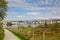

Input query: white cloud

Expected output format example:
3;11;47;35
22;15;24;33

27;12;40;16
17;16;24;18
4;0;60;16
4;0;60;21
6;0;60;10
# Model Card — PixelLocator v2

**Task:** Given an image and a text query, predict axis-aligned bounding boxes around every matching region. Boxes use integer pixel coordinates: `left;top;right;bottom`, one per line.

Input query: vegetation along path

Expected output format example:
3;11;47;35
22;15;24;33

4;29;20;40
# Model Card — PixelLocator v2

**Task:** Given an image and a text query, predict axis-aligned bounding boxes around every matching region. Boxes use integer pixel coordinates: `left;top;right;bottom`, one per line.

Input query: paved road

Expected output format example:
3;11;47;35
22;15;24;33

4;29;20;40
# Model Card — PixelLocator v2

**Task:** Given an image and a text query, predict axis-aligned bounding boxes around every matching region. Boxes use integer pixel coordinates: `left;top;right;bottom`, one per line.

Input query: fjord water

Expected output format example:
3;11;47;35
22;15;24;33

3;23;38;28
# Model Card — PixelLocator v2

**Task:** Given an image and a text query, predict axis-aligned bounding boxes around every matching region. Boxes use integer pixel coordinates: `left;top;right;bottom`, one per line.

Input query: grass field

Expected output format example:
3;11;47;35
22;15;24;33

6;22;60;40
7;26;60;40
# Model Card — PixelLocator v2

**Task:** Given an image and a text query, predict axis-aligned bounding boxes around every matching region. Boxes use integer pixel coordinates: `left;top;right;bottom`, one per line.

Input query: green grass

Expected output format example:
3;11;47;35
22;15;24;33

7;29;29;40
12;32;29;40
0;25;4;40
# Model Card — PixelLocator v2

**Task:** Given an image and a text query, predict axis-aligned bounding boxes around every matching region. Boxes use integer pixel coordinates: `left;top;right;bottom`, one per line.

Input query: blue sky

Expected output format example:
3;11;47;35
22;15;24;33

4;0;60;21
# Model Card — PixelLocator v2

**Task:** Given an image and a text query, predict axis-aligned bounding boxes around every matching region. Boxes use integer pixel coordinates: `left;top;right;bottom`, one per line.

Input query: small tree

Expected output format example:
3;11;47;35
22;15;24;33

6;22;12;26
44;20;48;28
0;0;7;40
28;24;31;27
0;0;7;21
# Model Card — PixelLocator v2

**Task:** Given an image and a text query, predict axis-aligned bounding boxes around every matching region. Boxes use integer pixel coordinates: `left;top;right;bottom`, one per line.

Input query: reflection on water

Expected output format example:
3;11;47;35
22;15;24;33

9;25;19;28
21;23;38;27
3;25;19;28
3;23;38;28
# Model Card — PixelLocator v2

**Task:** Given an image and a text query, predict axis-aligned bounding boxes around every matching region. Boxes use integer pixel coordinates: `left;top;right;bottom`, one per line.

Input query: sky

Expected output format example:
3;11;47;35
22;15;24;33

3;0;60;21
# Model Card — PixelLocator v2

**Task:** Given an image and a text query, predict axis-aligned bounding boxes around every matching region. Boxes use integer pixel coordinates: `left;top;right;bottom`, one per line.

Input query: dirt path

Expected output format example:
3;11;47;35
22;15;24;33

4;29;20;40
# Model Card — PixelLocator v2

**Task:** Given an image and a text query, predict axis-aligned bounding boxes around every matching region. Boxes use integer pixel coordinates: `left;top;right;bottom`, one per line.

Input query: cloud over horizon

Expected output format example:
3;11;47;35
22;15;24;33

4;0;60;21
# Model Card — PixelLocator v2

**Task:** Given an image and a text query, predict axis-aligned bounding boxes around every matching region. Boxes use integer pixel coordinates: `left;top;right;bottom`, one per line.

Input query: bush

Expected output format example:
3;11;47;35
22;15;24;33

0;25;4;40
6;22;12;26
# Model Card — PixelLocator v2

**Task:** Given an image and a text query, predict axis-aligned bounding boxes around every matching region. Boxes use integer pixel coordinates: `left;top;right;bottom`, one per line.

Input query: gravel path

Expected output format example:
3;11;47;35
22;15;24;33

4;29;20;40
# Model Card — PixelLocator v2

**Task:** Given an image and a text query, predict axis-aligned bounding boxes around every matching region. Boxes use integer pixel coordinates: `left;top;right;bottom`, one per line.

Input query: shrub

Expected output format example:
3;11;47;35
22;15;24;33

0;25;4;40
6;22;12;26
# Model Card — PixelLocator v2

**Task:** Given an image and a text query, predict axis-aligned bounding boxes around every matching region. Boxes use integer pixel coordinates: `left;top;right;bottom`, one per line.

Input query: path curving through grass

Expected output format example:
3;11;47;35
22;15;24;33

4;29;20;40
